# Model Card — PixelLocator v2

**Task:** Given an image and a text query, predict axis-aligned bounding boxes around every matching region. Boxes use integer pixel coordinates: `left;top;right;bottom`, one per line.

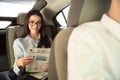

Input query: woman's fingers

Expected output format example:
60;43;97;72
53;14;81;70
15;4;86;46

43;63;48;72
22;57;34;65
17;57;34;67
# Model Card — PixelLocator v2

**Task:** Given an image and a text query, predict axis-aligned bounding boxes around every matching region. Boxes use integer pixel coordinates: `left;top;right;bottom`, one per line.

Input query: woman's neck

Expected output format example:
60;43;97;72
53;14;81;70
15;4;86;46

30;33;39;41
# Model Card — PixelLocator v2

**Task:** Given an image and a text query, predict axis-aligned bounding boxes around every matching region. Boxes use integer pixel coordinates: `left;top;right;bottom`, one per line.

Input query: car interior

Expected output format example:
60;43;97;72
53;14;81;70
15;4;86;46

0;0;111;80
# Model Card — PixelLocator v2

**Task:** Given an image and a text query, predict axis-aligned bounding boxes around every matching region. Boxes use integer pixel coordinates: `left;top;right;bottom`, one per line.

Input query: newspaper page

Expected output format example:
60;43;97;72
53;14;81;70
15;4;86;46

25;47;51;79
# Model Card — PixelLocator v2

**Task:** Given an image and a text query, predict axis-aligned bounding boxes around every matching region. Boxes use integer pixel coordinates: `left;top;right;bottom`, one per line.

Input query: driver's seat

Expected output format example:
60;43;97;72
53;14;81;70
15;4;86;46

48;0;110;80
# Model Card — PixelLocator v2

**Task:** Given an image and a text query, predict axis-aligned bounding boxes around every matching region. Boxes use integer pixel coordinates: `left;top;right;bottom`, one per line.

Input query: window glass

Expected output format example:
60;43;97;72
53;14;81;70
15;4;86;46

56;13;67;27
0;21;11;29
63;6;70;21
56;6;70;27
0;0;36;17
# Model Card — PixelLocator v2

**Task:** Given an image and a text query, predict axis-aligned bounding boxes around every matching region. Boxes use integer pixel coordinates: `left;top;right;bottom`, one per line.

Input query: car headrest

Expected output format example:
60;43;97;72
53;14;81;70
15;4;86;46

67;0;111;27
17;13;26;25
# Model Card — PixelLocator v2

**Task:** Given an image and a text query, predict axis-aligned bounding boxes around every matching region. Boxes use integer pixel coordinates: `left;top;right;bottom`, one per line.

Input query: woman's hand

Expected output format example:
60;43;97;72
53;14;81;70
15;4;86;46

43;63;48;72
17;56;34;67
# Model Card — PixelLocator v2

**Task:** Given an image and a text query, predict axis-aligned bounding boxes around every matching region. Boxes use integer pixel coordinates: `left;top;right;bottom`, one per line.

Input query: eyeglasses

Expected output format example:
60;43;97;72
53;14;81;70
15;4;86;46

28;21;41;26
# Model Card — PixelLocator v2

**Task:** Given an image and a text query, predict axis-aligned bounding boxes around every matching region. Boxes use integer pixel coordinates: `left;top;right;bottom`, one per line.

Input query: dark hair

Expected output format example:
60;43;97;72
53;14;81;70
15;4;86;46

21;9;51;48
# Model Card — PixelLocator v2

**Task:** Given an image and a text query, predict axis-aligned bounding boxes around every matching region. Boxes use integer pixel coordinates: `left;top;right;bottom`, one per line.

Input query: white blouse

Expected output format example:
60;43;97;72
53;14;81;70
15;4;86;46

13;34;40;75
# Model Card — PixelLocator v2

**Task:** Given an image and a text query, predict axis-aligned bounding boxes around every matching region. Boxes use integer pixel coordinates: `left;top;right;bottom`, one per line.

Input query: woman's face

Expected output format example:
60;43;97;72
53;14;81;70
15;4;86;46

28;14;41;34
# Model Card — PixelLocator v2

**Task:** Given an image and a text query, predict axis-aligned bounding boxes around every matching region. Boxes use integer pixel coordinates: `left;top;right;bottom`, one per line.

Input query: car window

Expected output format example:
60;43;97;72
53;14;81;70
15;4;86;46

0;0;37;17
0;21;11;29
56;6;70;27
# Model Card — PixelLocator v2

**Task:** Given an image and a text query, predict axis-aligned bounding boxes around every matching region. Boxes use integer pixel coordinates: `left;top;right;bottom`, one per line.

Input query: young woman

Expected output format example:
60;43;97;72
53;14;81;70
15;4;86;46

0;9;51;80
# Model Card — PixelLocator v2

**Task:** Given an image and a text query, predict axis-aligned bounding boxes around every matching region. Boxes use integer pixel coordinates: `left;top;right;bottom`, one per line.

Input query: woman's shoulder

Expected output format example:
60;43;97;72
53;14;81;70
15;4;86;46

13;38;23;44
14;35;29;42
13;37;28;47
14;37;23;41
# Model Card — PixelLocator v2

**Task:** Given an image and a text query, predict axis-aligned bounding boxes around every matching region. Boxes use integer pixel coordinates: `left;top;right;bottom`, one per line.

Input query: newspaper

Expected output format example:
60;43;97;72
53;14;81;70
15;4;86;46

25;47;51;79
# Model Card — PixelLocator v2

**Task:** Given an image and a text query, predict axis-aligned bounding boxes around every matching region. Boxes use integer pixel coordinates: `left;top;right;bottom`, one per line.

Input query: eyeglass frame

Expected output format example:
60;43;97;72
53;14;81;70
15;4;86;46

28;21;41;26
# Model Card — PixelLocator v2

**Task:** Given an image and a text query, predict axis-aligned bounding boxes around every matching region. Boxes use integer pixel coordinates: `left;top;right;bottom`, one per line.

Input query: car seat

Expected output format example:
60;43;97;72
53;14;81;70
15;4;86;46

6;13;25;70
48;0;110;80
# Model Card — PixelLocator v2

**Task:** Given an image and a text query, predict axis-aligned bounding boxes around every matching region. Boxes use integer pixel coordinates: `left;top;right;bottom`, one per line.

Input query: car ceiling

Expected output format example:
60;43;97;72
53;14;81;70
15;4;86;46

0;0;37;17
0;0;71;25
